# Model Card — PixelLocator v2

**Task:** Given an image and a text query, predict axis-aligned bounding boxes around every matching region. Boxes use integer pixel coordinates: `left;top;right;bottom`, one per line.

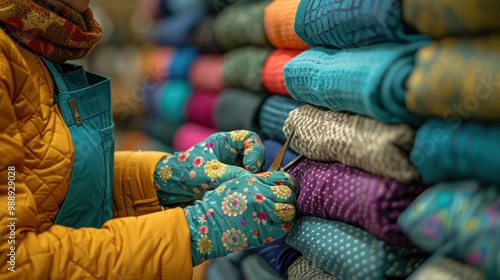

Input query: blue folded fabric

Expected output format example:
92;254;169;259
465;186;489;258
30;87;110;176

263;139;299;172
287;216;428;279
294;0;427;49
253;237;302;279
155;80;193;126
153;9;206;47
284;42;428;125
259;95;304;143
410;119;500;185
169;47;200;80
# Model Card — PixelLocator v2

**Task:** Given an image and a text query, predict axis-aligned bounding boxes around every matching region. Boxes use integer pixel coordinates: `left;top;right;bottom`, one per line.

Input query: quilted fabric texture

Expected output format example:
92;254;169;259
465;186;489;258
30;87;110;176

213;1;271;50
410;119;500;185
286;216;428;279
398;181;500;279
294;0;426;49
288;256;338;280
264;0;309;49
406;36;500;122
402;0;500;38
286;158;427;246
283;42;428;125
259;95;304;143
283;104;420;183
261;49;303;96
223;46;272;92
410;257;485;280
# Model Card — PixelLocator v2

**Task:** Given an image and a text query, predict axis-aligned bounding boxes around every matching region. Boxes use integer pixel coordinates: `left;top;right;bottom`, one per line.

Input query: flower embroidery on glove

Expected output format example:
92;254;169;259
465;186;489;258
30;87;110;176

255;172;272;179
215;184;226;194
159;166;173;181
197;235;212;254
253;211;269;225
193;156;204;168
205;160;227;178
189;171;196;178
271;185;292;199
222;193;248;216
229;130;249;141
247;176;258;185
244;139;253;152
254;193;266;203
274;203;296;222
178;151;190;162
201;141;215;153
222;228;248;252
199;226;209;234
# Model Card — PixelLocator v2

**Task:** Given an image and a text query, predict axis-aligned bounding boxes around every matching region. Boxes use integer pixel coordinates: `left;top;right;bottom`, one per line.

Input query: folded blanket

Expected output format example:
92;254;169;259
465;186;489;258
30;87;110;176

264;0;309;49
402;0;500;38
189;54;225;92
213;1;271;50
214;88;267;132
189;16;225;53
185;89;220;128
409;257;485;280
286;158;426;246
398;181;500;279
294;0;425;49
406;36;500;122
283;104;420;183
284;43;427;125
224;46;272;92
410;119;500;185
287;217;428;279
155;80;193;125
288;256;337;280
169;47;200;80
261;49;303;96
259;95;304;143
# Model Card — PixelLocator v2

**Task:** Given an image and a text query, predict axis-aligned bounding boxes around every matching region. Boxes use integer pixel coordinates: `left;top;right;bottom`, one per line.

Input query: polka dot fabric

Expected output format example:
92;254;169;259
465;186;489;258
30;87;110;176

286;216;428;279
287;158;427;246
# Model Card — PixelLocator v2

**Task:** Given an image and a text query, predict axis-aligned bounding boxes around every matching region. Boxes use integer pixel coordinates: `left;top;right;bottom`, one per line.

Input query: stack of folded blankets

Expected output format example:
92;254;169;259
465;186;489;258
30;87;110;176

139;0;500;279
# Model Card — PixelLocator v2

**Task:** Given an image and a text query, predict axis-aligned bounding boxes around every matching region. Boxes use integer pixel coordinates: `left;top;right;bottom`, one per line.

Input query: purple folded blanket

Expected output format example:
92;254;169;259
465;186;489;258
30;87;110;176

287;157;426;246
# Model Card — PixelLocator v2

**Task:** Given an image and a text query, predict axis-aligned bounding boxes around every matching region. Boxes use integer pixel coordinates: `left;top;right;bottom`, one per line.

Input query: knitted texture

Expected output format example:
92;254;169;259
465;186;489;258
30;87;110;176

294;0;425;49
189;16;225;53
283;43;427;125
213;1;271;50
0;0;102;62
406;36;500;122
287;217;427;279
410;119;500;185
224;46;272;92
410;257;485;280
403;0;500;38
261;49;303;96
259;95;304;143
287;158;427;246
288;256;338;280
399;181;500;279
283;104;419;183
264;0;309;49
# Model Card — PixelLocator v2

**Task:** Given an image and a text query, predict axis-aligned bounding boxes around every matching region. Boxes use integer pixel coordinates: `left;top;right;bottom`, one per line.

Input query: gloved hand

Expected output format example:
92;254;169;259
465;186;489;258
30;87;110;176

154;130;265;205
184;171;298;265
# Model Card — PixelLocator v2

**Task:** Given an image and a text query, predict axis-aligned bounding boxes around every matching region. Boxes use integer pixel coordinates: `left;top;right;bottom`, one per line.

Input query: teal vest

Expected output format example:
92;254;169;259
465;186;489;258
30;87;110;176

41;57;115;229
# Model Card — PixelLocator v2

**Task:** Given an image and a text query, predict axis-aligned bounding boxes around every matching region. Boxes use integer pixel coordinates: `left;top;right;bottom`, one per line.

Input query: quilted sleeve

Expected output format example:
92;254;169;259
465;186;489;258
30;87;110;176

0;32;193;279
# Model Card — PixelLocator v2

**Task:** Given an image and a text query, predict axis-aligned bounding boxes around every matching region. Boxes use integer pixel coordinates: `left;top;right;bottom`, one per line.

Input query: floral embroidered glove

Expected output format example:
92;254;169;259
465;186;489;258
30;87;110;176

154;130;265;205
184;171;297;265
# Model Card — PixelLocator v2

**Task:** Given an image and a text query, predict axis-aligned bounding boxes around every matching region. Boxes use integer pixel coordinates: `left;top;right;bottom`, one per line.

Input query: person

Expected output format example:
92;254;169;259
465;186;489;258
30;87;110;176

0;0;297;279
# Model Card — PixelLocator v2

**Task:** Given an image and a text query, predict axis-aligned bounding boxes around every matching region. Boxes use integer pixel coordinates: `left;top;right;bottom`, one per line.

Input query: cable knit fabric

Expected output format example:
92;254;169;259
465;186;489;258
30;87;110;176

283;43;427;125
261;49;303;96
410;119;500;185
224;46;272;92
410;257;485;280
213;1;271;50
259;95;304;143
264;0;309;49
402;0;500;38
398;181;500;279
406;36;500;122
286;217;428;279
294;0;425;49
286;158;426;246
283;104;419;183
288;256;338;280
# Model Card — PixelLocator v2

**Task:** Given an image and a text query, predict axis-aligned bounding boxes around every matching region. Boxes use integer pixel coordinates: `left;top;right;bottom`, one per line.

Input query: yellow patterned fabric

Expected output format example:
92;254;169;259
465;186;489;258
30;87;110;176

406;36;500;122
402;0;500;37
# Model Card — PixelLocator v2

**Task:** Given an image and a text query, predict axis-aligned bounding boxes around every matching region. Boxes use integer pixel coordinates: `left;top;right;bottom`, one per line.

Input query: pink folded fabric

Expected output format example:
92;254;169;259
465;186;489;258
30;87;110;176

173;122;218;152
185;89;220;129
189;54;225;91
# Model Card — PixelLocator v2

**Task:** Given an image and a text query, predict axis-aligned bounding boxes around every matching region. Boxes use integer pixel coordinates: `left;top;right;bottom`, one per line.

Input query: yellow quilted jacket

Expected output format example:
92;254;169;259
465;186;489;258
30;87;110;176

0;30;193;279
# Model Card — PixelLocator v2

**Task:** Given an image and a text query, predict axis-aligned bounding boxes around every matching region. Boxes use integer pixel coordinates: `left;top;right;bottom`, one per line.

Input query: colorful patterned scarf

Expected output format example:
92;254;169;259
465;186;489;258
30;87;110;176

0;0;103;62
